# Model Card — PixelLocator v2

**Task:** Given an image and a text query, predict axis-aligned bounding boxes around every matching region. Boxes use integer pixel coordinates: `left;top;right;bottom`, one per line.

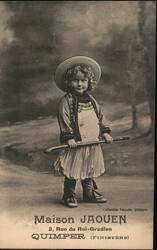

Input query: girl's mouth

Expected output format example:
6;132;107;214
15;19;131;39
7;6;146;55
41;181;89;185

76;88;84;90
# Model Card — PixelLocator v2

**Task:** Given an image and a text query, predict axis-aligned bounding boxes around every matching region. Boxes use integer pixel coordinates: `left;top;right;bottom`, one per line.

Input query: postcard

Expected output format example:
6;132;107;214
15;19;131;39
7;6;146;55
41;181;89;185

0;1;155;249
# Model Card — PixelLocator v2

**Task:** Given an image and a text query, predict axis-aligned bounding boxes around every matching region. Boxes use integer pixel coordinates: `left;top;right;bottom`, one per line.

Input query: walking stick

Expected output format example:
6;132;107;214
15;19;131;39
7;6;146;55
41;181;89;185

44;136;130;153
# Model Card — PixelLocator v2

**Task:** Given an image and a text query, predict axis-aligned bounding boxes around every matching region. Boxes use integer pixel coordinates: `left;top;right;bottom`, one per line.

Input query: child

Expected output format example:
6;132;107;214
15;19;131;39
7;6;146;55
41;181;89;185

54;56;113;208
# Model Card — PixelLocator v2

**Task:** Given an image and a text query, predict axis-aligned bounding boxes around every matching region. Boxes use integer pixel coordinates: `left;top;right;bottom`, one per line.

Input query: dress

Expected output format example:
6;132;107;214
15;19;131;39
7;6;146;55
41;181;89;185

54;92;111;180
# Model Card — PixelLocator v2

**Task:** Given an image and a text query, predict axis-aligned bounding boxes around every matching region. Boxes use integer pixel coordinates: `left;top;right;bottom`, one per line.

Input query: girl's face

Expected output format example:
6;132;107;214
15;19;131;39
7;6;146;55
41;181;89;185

70;71;89;94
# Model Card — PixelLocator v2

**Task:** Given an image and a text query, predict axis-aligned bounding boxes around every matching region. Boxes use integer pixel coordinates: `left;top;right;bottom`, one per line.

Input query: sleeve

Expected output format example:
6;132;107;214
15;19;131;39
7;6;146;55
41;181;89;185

57;96;75;144
98;105;112;135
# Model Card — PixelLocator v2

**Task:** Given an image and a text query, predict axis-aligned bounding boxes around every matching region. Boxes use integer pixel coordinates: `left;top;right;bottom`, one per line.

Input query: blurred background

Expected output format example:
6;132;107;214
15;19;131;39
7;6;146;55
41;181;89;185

0;1;155;132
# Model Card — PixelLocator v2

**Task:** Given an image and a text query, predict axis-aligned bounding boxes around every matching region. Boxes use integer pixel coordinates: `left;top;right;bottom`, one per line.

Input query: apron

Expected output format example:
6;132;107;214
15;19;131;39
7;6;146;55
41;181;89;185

54;102;105;179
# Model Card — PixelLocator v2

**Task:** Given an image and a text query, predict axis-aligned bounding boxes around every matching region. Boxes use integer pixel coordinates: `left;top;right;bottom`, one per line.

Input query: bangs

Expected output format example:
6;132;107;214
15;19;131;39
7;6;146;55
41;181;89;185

64;64;95;82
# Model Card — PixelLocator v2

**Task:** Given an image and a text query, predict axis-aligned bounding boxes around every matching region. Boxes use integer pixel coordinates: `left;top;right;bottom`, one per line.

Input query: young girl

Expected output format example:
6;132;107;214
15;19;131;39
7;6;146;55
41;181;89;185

54;56;113;208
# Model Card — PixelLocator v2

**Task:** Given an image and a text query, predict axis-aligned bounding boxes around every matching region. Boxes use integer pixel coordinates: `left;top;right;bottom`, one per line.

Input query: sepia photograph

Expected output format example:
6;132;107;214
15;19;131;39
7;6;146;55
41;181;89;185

0;1;155;249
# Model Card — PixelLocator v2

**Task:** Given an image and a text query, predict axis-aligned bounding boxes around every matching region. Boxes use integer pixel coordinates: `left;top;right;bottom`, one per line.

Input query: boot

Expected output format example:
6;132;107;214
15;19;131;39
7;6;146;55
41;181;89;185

62;177;78;208
81;178;107;203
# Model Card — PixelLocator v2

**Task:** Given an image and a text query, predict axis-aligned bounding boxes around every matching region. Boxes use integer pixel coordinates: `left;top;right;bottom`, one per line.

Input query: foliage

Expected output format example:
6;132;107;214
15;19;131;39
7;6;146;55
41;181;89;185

0;98;58;123
0;2;155;123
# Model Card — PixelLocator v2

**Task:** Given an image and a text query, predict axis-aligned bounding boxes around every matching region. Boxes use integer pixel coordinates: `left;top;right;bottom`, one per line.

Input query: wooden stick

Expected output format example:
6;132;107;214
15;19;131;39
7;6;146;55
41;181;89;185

44;136;130;153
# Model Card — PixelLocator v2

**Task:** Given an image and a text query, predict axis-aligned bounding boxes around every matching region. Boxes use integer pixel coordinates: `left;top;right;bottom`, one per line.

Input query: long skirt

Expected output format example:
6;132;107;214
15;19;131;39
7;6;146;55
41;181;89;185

53;144;105;180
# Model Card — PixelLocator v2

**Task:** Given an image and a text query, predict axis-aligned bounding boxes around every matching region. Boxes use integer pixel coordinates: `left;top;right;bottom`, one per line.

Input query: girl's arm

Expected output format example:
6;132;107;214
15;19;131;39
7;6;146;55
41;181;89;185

89;94;111;135
57;96;76;144
98;105;113;143
98;105;112;135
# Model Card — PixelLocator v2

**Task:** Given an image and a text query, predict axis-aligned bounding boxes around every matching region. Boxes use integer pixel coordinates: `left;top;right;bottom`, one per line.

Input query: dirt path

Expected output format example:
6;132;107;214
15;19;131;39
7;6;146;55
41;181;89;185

0;158;153;213
0;158;154;249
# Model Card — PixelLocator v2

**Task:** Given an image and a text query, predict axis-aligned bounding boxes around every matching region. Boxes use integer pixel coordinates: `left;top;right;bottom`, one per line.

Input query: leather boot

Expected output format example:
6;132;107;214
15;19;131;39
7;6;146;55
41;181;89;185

81;178;107;203
62;177;78;208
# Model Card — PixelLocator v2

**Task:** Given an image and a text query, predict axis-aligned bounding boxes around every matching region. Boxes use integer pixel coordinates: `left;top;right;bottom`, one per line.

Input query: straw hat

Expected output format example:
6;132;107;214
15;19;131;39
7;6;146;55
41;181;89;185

54;56;101;91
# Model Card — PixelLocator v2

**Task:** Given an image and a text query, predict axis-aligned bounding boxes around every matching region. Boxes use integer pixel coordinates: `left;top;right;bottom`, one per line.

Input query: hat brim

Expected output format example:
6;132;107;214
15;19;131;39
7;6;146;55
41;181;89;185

54;56;101;91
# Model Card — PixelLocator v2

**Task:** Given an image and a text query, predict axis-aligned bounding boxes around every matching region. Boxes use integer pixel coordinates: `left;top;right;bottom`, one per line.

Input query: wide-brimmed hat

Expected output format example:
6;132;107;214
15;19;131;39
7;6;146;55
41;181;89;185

54;56;101;91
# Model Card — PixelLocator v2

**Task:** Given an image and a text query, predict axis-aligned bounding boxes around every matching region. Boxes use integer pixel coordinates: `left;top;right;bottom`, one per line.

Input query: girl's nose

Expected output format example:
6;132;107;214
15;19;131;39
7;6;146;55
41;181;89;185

78;80;82;86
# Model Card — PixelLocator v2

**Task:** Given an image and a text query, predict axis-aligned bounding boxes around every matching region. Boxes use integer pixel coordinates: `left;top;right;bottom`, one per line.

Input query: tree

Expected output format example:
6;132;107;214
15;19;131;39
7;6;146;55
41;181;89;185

96;9;155;133
96;24;147;105
126;32;147;130
0;2;61;120
137;1;155;136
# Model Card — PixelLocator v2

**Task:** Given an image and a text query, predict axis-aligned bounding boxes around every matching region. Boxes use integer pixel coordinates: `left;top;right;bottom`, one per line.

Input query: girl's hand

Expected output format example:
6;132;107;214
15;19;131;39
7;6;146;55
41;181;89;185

103;133;113;143
68;139;77;148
